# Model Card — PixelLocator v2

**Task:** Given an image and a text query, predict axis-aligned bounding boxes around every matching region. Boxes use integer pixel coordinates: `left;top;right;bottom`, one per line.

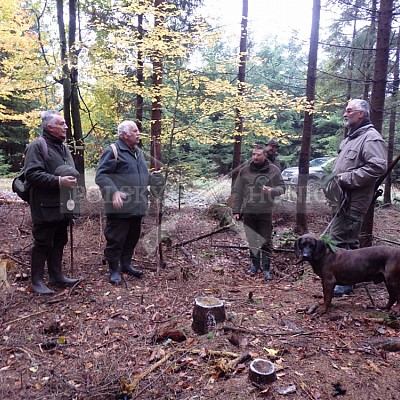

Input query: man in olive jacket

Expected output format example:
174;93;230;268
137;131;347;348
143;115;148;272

95;121;149;284
232;144;285;281
330;99;387;296
24;110;80;295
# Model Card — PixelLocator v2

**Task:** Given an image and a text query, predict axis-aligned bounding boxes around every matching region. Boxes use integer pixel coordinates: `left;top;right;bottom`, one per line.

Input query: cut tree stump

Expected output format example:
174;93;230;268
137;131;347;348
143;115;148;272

192;296;226;335
248;358;277;385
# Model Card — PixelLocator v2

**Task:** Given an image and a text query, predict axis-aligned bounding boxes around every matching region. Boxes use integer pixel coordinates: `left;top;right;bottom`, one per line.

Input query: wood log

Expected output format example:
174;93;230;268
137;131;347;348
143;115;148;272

191;296;226;335
248;358;277;385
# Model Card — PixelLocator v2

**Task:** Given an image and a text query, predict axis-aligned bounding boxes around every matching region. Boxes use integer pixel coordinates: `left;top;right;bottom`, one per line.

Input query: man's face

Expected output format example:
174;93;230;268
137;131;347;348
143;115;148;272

122;123;140;148
46;115;68;141
343;102;365;129
252;148;267;164
267;144;278;155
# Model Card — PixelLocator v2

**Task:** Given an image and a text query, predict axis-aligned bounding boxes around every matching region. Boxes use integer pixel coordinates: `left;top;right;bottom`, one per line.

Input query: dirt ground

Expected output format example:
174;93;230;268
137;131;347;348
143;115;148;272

1;189;400;400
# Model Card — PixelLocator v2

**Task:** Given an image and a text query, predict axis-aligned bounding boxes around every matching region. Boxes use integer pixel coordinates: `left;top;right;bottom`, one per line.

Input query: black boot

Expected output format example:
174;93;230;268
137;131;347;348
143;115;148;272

31;248;54;295
261;251;272;281
120;256;143;278
48;247;80;287
246;250;260;275
108;260;122;284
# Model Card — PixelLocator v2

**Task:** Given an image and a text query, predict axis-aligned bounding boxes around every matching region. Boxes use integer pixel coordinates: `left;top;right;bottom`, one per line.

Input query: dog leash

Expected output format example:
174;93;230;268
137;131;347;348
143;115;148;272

320;193;347;238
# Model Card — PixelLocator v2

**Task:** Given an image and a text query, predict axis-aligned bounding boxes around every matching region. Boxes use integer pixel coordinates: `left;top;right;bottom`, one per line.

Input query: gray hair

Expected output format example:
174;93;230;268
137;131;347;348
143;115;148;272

118;121;137;137
41;110;61;129
349;99;370;118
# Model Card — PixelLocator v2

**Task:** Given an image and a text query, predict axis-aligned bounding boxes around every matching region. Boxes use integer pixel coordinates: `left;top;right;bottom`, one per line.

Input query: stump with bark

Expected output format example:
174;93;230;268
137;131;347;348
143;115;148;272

191;296;226;335
248;358;277;384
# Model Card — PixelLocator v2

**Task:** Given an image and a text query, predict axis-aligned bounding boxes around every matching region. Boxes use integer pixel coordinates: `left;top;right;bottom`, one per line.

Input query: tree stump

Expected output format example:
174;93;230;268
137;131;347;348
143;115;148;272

248;358;277;384
191;296;226;335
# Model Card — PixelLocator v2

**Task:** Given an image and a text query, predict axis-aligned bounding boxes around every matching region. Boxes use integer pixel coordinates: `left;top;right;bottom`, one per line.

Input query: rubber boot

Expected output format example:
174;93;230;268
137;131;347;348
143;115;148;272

48;247;79;287
261;251;272;281
246;250;260;275
31;248;54;295
120;256;143;278
333;285;353;297
108;260;122;284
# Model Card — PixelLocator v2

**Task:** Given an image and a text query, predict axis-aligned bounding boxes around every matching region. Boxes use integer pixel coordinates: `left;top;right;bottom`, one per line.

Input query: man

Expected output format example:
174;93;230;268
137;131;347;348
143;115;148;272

24;110;80;295
95;121;149;284
265;138;283;170
330;99;387;296
232;144;285;281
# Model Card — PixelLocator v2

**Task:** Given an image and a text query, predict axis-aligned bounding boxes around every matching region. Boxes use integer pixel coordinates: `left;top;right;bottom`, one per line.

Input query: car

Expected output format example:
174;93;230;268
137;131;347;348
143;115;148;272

282;157;335;189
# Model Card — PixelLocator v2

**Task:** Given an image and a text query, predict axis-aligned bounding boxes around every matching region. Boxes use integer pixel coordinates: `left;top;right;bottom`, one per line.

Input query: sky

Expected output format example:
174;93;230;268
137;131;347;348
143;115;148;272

199;0;331;47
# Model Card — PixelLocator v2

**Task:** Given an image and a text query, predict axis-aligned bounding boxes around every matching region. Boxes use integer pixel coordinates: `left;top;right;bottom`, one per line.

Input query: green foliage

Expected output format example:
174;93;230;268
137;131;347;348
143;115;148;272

320;235;338;252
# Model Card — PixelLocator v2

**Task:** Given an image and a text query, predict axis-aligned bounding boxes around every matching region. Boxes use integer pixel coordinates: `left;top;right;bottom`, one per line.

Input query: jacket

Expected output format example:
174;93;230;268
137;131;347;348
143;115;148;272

24;131;79;223
95;138;149;218
333;123;387;214
232;160;285;214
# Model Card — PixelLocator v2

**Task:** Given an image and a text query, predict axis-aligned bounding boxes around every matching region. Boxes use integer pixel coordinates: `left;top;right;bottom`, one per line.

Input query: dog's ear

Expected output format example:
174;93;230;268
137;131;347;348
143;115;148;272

294;237;302;257
314;239;327;260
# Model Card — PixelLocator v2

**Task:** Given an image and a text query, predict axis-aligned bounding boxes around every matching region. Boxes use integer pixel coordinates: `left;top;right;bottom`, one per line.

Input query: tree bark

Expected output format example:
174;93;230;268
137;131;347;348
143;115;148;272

384;28;399;204
360;0;393;248
231;0;248;187
295;0;320;234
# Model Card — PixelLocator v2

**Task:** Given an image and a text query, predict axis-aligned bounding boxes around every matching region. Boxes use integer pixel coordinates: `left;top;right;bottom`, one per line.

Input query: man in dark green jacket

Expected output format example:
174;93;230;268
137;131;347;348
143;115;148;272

24;110;80;295
232;144;285;280
95;121;150;284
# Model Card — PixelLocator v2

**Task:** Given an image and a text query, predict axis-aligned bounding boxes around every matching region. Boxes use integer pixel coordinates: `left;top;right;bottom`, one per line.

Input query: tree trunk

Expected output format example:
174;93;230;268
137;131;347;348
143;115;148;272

136;8;144;134
69;0;85;187
384;28;399;204
362;0;377;99
231;0;248;188
151;0;163;171
295;0;320;234
360;0;393;248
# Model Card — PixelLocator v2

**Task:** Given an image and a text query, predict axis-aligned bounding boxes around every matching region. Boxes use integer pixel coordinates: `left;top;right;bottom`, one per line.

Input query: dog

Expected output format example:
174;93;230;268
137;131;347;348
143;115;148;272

295;234;400;314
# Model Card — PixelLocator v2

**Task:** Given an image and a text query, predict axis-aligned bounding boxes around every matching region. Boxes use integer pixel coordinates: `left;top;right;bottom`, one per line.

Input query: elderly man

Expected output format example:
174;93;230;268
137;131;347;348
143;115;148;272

96;121;149;284
330;99;387;296
232;143;285;281
24;110;80;295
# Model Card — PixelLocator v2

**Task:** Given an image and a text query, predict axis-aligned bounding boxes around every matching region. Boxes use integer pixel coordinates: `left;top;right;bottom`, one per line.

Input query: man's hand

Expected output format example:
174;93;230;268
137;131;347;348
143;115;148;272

60;176;77;188
262;185;272;193
233;213;241;221
112;191;127;209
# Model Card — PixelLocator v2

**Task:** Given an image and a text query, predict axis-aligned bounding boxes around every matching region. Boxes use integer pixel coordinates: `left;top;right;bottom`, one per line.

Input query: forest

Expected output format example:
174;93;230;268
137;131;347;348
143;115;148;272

1;0;400;399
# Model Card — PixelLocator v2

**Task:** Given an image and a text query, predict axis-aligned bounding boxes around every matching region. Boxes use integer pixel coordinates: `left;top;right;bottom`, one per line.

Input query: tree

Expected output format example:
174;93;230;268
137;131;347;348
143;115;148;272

231;0;248;186
360;0;393;248
295;0;321;234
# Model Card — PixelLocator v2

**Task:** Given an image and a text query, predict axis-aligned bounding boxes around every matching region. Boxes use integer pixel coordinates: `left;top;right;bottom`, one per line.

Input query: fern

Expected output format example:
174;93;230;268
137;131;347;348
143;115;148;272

320;235;338;252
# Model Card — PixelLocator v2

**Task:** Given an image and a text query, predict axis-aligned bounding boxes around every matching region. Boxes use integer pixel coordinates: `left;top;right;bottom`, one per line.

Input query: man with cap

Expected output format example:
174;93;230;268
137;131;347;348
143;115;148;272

265;138;283;170
24;110;80;294
232;143;285;280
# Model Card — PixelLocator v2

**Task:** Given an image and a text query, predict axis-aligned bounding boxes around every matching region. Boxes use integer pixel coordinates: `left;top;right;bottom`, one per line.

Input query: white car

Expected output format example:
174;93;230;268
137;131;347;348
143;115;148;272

282;157;335;189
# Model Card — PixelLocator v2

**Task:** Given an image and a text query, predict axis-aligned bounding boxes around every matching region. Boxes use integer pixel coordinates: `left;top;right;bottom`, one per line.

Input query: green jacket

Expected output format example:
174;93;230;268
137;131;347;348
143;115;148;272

24;131;79;223
232;160;285;214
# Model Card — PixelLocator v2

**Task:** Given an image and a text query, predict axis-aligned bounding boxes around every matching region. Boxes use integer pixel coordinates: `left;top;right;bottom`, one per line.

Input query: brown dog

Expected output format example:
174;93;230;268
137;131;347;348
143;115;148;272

295;234;400;314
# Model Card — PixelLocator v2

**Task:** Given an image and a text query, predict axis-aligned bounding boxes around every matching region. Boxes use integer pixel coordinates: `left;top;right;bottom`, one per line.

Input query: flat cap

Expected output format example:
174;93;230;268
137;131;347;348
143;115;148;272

266;138;279;147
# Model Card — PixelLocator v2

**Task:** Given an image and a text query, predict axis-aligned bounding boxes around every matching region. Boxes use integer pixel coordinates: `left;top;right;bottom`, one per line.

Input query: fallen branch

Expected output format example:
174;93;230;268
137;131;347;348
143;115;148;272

174;224;233;247
373;236;400;246
122;347;243;394
6;310;46;325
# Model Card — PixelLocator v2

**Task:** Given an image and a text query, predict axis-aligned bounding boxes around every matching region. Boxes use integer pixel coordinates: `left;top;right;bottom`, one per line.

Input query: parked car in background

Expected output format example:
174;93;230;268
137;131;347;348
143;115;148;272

282;157;335;190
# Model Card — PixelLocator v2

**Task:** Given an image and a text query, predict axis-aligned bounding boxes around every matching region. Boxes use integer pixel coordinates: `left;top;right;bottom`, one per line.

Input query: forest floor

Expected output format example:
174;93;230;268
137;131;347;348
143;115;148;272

1;182;400;400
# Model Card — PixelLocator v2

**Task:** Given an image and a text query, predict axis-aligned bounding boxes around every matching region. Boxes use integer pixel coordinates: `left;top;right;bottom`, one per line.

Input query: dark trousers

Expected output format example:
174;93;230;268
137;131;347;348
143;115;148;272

330;207;364;249
243;212;273;257
32;220;69;254
104;217;142;262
